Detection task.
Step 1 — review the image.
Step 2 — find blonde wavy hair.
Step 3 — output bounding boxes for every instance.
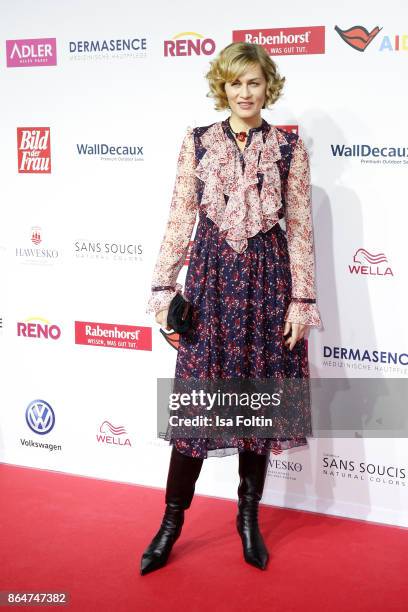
[205,42,285,111]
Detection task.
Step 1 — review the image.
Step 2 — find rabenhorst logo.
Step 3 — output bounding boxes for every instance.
[17,128,51,173]
[322,454,406,487]
[335,25,408,52]
[17,317,61,340]
[164,32,216,56]
[233,26,325,55]
[73,239,143,262]
[75,321,152,350]
[76,141,144,162]
[348,248,394,277]
[330,142,408,166]
[6,38,57,67]
[96,421,132,448]
[68,37,147,60]
[322,345,408,375]
[16,227,60,265]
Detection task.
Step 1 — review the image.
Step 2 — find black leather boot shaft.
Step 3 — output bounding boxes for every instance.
[140,445,204,575]
[236,449,270,570]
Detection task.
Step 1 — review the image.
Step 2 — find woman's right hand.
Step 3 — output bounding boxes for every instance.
[155,308,171,330]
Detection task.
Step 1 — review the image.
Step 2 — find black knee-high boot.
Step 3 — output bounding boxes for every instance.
[140,444,204,576]
[236,449,270,570]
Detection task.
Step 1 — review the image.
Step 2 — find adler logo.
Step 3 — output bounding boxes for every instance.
[6,37,57,67]
[348,248,394,276]
[164,32,216,56]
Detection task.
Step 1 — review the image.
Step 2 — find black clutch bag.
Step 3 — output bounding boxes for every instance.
[166,292,192,334]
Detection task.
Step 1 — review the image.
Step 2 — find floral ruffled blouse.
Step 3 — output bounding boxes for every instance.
[146,117,322,328]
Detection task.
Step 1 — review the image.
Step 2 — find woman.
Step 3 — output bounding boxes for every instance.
[141,42,322,575]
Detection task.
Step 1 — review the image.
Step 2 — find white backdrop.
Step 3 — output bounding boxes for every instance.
[1,0,408,527]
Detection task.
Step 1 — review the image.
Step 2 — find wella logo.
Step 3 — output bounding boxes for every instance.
[164,32,216,56]
[17,128,51,173]
[6,37,57,67]
[96,421,132,447]
[348,248,394,276]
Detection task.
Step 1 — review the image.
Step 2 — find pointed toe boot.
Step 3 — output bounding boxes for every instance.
[140,445,203,576]
[236,449,270,570]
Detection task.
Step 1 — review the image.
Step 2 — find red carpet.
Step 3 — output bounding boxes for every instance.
[1,463,407,612]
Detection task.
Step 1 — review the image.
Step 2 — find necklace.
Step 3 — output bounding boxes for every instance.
[228,116,262,142]
[228,117,248,142]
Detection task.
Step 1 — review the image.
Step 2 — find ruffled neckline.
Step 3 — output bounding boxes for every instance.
[194,118,282,253]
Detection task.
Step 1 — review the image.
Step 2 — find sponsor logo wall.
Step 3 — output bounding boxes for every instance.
[1,1,407,527]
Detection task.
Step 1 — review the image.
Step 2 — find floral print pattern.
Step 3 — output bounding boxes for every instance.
[146,117,322,458]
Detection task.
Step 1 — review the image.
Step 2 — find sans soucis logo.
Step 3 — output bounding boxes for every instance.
[232,26,325,55]
[96,421,132,447]
[322,454,406,486]
[348,248,394,276]
[75,321,152,351]
[164,32,216,56]
[335,25,408,52]
[73,239,143,262]
[17,128,51,173]
[6,38,57,67]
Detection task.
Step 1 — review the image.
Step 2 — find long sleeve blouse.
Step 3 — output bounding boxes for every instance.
[146,122,322,328]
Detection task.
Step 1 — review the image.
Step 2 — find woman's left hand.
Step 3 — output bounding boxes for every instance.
[283,321,307,350]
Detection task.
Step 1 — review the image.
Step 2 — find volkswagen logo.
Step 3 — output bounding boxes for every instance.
[25,399,55,435]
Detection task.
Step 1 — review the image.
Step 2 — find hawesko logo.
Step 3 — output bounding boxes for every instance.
[349,248,394,276]
[334,25,382,51]
[6,38,57,67]
[164,32,216,56]
[17,128,51,173]
[232,26,325,55]
[96,421,132,447]
[75,321,152,350]
[31,226,42,244]
[15,227,60,264]
[25,400,55,435]
[17,317,61,340]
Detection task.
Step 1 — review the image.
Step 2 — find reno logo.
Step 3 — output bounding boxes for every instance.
[233,26,325,55]
[164,32,216,56]
[348,248,394,277]
[335,25,408,52]
[6,38,57,67]
[17,128,51,173]
[17,317,62,340]
[96,421,132,448]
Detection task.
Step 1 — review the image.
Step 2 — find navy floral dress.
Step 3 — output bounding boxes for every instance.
[147,117,322,459]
